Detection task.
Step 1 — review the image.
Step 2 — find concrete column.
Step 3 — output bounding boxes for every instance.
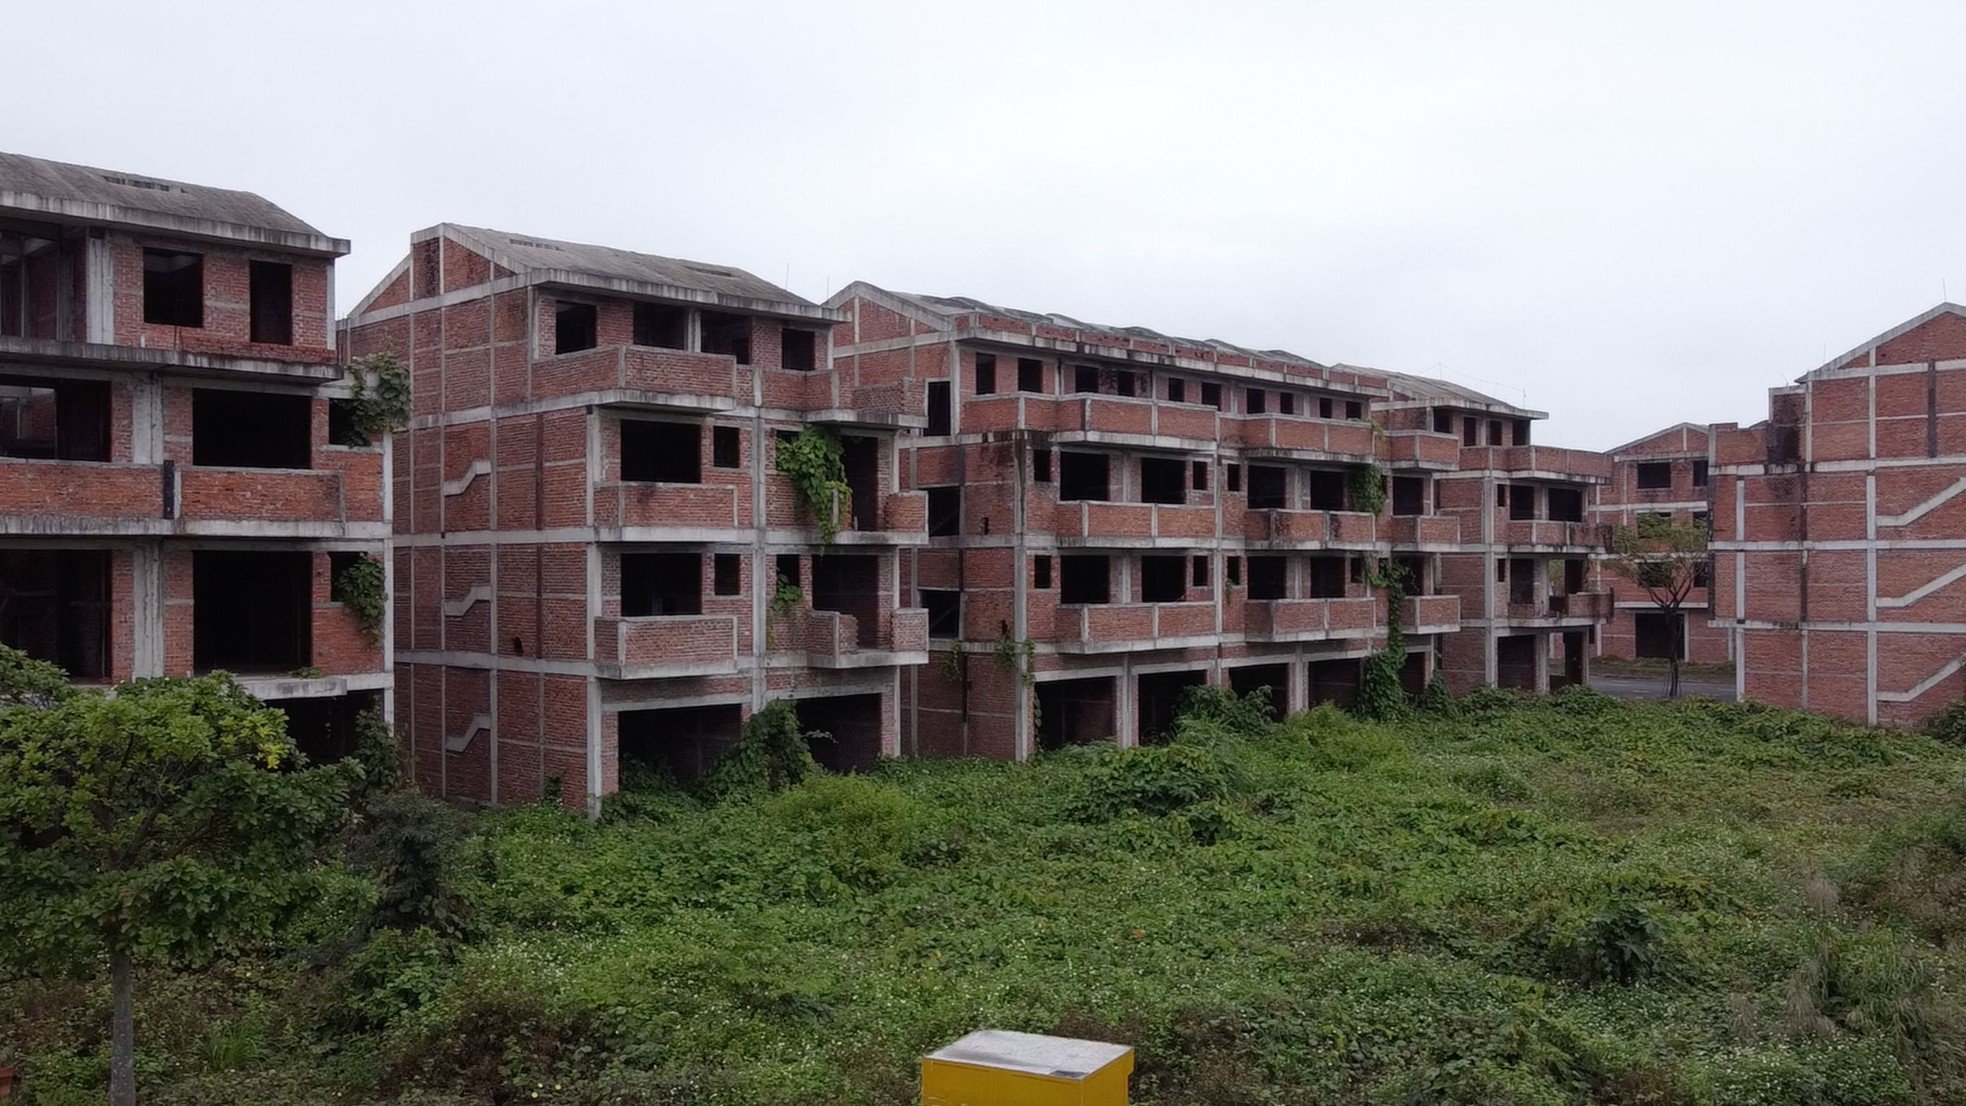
[84,231,113,344]
[130,542,164,678]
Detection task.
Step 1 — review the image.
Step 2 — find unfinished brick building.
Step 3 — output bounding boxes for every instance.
[825,284,1466,758]
[342,227,926,811]
[1377,373,1613,693]
[0,152,390,755]
[1713,303,1966,726]
[1592,422,1729,665]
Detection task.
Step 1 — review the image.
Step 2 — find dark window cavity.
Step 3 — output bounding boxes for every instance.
[1248,388,1267,415]
[554,300,597,354]
[1192,555,1209,587]
[1166,377,1186,403]
[622,552,702,616]
[1060,555,1111,605]
[924,589,961,636]
[1033,447,1053,483]
[775,553,802,589]
[1636,461,1671,490]
[248,260,293,345]
[701,312,751,364]
[1140,456,1186,505]
[193,389,311,469]
[633,303,688,349]
[1033,555,1053,589]
[1248,555,1288,600]
[712,425,740,468]
[926,381,952,436]
[927,486,961,537]
[1192,460,1209,491]
[1059,451,1111,502]
[1200,381,1223,409]
[1308,556,1347,598]
[781,328,817,371]
[1308,469,1346,511]
[0,375,109,461]
[713,553,742,596]
[1141,555,1186,603]
[975,353,997,395]
[621,420,701,483]
[1017,358,1044,393]
[142,249,203,327]
[1248,465,1286,510]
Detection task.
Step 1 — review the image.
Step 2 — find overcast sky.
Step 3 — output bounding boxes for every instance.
[12,0,1966,448]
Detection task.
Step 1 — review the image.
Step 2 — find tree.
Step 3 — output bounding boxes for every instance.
[0,647,349,1106]
[1603,514,1710,698]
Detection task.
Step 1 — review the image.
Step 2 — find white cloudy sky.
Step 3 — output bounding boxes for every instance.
[12,0,1966,449]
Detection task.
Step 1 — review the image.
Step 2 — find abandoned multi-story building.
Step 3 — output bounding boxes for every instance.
[1713,302,1966,726]
[1376,373,1614,693]
[1592,422,1728,665]
[0,151,390,754]
[823,284,1469,758]
[341,226,927,811]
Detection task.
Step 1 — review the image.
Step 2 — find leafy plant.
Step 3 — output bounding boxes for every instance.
[291,664,325,679]
[766,576,804,648]
[700,699,822,800]
[1549,899,1673,985]
[1919,698,1966,745]
[0,649,349,1106]
[776,426,851,543]
[1348,461,1389,516]
[347,789,474,938]
[1175,683,1274,737]
[1358,558,1411,720]
[335,554,388,646]
[337,353,412,447]
[1075,743,1228,819]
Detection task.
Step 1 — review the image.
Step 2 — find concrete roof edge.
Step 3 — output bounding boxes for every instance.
[0,190,349,257]
[1801,302,1966,381]
[1604,420,1712,457]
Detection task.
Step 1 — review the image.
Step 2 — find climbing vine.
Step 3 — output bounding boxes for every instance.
[939,640,967,682]
[1357,558,1410,720]
[994,630,1041,733]
[1348,461,1388,516]
[700,699,821,801]
[338,353,412,447]
[777,427,852,544]
[336,555,388,645]
[766,576,804,648]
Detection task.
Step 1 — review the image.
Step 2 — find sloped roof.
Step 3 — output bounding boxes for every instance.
[1802,302,1966,380]
[1604,420,1710,457]
[835,281,1334,373]
[439,224,829,317]
[1365,366,1545,419]
[0,150,346,256]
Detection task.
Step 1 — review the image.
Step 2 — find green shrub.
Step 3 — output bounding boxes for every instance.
[1842,799,1966,943]
[347,789,474,938]
[764,774,944,891]
[1419,671,1457,715]
[1918,698,1966,745]
[1551,683,1620,717]
[1175,683,1274,737]
[1075,743,1228,819]
[700,699,821,801]
[1547,899,1673,985]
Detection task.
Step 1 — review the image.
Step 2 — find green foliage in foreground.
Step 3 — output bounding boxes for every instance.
[7,691,1966,1105]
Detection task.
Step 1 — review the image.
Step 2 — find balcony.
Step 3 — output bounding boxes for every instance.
[810,379,930,430]
[537,345,742,409]
[1461,444,1611,483]
[1234,416,1375,461]
[1242,508,1377,548]
[1052,601,1218,652]
[0,457,382,538]
[826,489,929,546]
[1052,501,1216,546]
[595,481,746,539]
[1400,594,1463,634]
[0,334,342,384]
[1240,597,1378,642]
[1384,514,1460,548]
[1499,591,1615,625]
[803,607,930,668]
[1381,430,1461,470]
[1499,518,1610,550]
[1056,394,1218,447]
[595,614,740,678]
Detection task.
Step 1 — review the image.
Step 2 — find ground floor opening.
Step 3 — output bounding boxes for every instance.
[1307,657,1360,708]
[1399,649,1428,699]
[1634,611,1682,661]
[1035,676,1117,751]
[798,692,884,771]
[0,547,109,679]
[1137,669,1206,744]
[618,703,744,785]
[1497,634,1538,691]
[1228,663,1290,718]
[277,690,381,766]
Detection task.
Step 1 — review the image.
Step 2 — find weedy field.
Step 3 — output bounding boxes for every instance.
[6,687,1966,1105]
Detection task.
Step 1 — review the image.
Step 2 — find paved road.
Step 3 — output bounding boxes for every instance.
[1590,671,1737,701]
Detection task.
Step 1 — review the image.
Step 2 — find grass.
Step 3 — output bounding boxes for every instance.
[5,688,1966,1105]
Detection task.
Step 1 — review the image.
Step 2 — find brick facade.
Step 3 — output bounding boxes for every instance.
[0,152,389,758]
[343,226,922,812]
[1713,303,1966,727]
[1592,423,1730,665]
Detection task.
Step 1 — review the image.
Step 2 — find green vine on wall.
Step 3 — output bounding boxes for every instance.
[1357,558,1409,720]
[993,632,1036,686]
[766,576,804,649]
[337,353,412,447]
[1348,461,1389,517]
[337,555,388,645]
[777,427,852,544]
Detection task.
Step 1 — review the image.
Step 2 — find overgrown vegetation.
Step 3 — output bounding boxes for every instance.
[336,353,413,447]
[776,426,851,544]
[336,554,388,645]
[1349,461,1389,516]
[1357,558,1410,720]
[8,683,1966,1104]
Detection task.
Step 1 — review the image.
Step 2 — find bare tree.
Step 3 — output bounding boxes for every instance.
[1604,514,1709,698]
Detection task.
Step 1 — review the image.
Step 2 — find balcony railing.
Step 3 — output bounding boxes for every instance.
[1548,591,1614,620]
[1381,430,1462,469]
[1400,593,1463,633]
[1461,444,1611,482]
[1498,518,1610,549]
[1241,596,1378,641]
[1234,415,1376,458]
[804,606,930,666]
[596,481,743,532]
[1384,514,1460,546]
[1242,508,1377,546]
[1052,600,1217,649]
[596,614,740,676]
[1053,501,1216,543]
[537,345,743,404]
[0,458,167,528]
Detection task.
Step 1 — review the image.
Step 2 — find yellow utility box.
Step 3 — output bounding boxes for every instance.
[921,1029,1133,1106]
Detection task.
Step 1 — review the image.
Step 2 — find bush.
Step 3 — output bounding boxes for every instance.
[1075,744,1229,819]
[763,774,945,891]
[1174,684,1274,737]
[700,700,821,801]
[1842,800,1966,943]
[347,790,474,938]
[1546,899,1673,985]
[1919,698,1966,745]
